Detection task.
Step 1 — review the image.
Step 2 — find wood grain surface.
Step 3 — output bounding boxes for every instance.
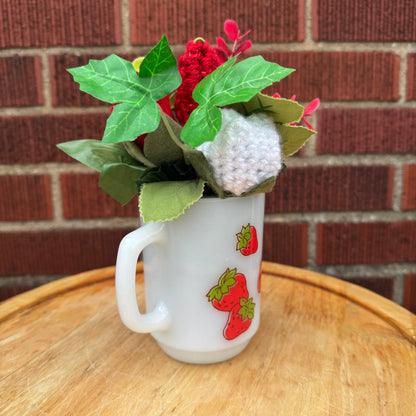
[1,262,415,416]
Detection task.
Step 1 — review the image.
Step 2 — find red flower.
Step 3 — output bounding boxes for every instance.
[174,39,221,125]
[301,98,320,130]
[273,93,320,130]
[214,19,252,63]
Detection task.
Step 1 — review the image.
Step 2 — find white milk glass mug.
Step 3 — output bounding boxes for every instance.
[115,193,265,364]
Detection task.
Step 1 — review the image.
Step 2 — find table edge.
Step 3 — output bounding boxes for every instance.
[1,262,415,345]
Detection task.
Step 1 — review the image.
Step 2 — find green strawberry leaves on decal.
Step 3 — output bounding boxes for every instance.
[238,297,255,320]
[207,268,238,302]
[181,56,295,147]
[237,225,253,250]
[67,35,181,144]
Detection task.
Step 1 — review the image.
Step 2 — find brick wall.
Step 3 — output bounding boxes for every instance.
[0,0,415,311]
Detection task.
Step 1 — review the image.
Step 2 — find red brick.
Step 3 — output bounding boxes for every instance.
[263,223,308,267]
[130,0,304,45]
[50,54,137,106]
[0,229,133,276]
[0,0,121,48]
[0,113,108,164]
[407,54,416,100]
[259,51,400,102]
[0,56,43,107]
[60,173,139,219]
[316,222,416,265]
[402,165,416,210]
[317,108,416,154]
[342,277,394,300]
[266,166,393,213]
[0,175,53,221]
[313,0,416,42]
[404,274,416,314]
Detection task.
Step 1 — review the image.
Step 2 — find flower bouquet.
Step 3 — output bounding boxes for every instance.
[57,20,320,363]
[58,20,319,223]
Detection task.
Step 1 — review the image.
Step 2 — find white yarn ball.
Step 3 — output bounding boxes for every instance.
[197,108,283,196]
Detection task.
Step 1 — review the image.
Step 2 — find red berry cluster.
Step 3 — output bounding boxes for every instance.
[207,268,256,340]
[174,39,221,126]
[206,224,259,340]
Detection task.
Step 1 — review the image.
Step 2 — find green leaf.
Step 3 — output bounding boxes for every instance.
[143,114,184,165]
[181,147,227,198]
[194,56,293,106]
[99,163,146,205]
[139,179,205,223]
[277,124,316,157]
[56,140,143,172]
[181,56,295,147]
[181,104,222,148]
[191,57,236,105]
[68,36,181,144]
[67,54,142,103]
[102,100,159,143]
[155,112,226,197]
[138,35,182,101]
[122,141,156,168]
[230,93,304,125]
[137,160,196,186]
[242,176,277,197]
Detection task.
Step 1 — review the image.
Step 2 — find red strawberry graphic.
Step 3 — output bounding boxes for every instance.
[223,297,256,340]
[207,268,248,311]
[236,224,258,256]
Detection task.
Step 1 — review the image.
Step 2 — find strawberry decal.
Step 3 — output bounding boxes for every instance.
[207,267,256,340]
[207,268,248,311]
[236,224,258,256]
[224,297,256,340]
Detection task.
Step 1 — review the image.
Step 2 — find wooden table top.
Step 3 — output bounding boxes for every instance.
[1,262,415,415]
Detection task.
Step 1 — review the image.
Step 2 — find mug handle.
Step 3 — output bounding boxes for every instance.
[115,222,171,333]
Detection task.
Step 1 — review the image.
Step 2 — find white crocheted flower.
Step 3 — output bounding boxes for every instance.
[197,108,283,196]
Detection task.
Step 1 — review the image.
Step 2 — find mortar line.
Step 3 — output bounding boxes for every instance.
[121,0,131,47]
[1,41,416,57]
[398,47,409,103]
[49,170,65,225]
[307,220,317,267]
[393,275,405,305]
[303,0,314,45]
